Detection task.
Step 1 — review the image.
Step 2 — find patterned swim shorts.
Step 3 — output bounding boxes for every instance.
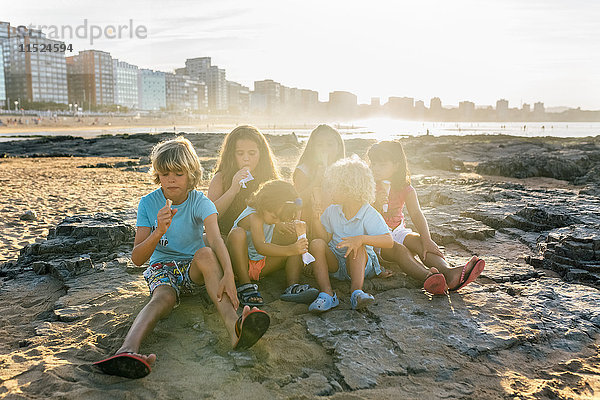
[142,260,203,303]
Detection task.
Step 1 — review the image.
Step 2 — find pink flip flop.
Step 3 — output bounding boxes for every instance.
[423,272,448,295]
[450,257,485,291]
[93,352,151,379]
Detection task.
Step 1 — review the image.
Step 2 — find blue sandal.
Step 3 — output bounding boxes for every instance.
[308,292,339,313]
[350,289,374,310]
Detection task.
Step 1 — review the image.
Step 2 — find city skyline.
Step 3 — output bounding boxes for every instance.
[4,0,600,109]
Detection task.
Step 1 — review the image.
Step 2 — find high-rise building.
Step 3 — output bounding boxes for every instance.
[3,26,68,105]
[329,91,357,117]
[183,57,227,112]
[533,102,545,120]
[496,99,509,120]
[138,69,165,111]
[414,100,426,119]
[254,79,281,114]
[113,59,138,109]
[459,100,475,120]
[0,45,5,108]
[66,50,114,107]
[227,81,249,114]
[300,89,318,113]
[165,72,207,112]
[429,97,442,118]
[387,96,414,118]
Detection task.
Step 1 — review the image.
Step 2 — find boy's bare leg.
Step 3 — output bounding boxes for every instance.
[227,227,251,285]
[284,255,303,286]
[381,242,430,282]
[308,239,338,296]
[189,247,245,346]
[346,246,368,293]
[403,233,477,288]
[116,285,177,364]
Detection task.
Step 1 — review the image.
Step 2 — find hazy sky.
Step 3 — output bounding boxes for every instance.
[5,0,600,108]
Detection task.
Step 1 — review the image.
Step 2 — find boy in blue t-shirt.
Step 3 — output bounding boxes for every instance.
[94,137,270,379]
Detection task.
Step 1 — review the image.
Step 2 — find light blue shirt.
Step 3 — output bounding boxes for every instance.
[232,206,275,261]
[321,203,389,259]
[137,188,218,265]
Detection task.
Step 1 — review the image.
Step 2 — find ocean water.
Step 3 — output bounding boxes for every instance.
[1,119,599,143]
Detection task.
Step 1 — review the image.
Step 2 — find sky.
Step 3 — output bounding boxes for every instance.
[4,0,600,109]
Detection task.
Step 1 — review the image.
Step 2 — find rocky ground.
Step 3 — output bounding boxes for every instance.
[0,132,599,399]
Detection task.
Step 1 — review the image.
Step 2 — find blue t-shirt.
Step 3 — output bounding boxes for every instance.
[320,203,389,258]
[136,188,218,265]
[232,206,275,261]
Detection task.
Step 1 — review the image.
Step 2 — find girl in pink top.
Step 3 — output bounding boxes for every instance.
[367,141,485,295]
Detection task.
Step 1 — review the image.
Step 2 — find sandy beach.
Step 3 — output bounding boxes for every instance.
[1,132,600,399]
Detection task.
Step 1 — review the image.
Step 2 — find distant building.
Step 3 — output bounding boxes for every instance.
[459,100,475,120]
[3,25,68,105]
[138,69,165,111]
[533,102,545,120]
[66,50,114,107]
[429,97,442,118]
[113,59,139,109]
[254,79,281,114]
[371,97,380,107]
[183,57,227,112]
[329,91,357,117]
[227,81,249,114]
[522,103,530,113]
[0,45,5,107]
[165,72,207,112]
[300,89,319,112]
[387,96,414,118]
[496,99,509,120]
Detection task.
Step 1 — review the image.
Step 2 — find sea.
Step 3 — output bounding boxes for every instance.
[1,118,599,143]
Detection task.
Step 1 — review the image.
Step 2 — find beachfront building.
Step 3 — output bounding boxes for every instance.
[533,102,545,120]
[429,97,443,119]
[138,69,166,111]
[329,91,358,118]
[66,50,114,108]
[165,72,207,112]
[301,89,319,114]
[0,45,5,108]
[414,99,426,120]
[253,79,281,115]
[113,59,139,109]
[2,25,68,106]
[227,81,250,115]
[183,57,228,112]
[496,99,509,120]
[459,100,475,121]
[387,96,414,119]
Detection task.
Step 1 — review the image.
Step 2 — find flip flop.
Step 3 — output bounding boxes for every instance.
[234,309,270,350]
[350,289,375,310]
[93,352,151,379]
[280,283,319,304]
[423,272,448,295]
[450,257,485,292]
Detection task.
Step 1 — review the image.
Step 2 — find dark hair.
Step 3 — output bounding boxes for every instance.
[214,125,279,191]
[295,124,345,171]
[247,180,301,221]
[366,141,411,190]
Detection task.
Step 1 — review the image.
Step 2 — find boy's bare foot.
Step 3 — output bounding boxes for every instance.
[115,349,157,366]
[445,256,478,290]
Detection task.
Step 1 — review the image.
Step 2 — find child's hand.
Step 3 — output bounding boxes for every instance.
[231,168,250,191]
[292,237,309,255]
[421,237,444,262]
[337,236,364,259]
[217,274,239,310]
[276,221,297,236]
[156,199,177,234]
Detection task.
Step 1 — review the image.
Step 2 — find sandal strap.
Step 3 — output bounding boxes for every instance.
[237,283,258,294]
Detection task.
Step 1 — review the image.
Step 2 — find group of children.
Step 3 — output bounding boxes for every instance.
[94,124,485,379]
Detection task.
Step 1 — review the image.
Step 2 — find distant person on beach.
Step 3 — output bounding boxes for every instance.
[227,180,319,307]
[208,125,279,236]
[367,141,485,295]
[94,137,269,379]
[307,157,393,312]
[293,124,345,240]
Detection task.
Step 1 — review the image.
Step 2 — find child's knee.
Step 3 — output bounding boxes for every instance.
[227,227,246,245]
[150,287,177,310]
[309,238,327,253]
[193,247,219,271]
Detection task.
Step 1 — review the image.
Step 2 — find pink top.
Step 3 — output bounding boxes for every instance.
[380,184,414,230]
